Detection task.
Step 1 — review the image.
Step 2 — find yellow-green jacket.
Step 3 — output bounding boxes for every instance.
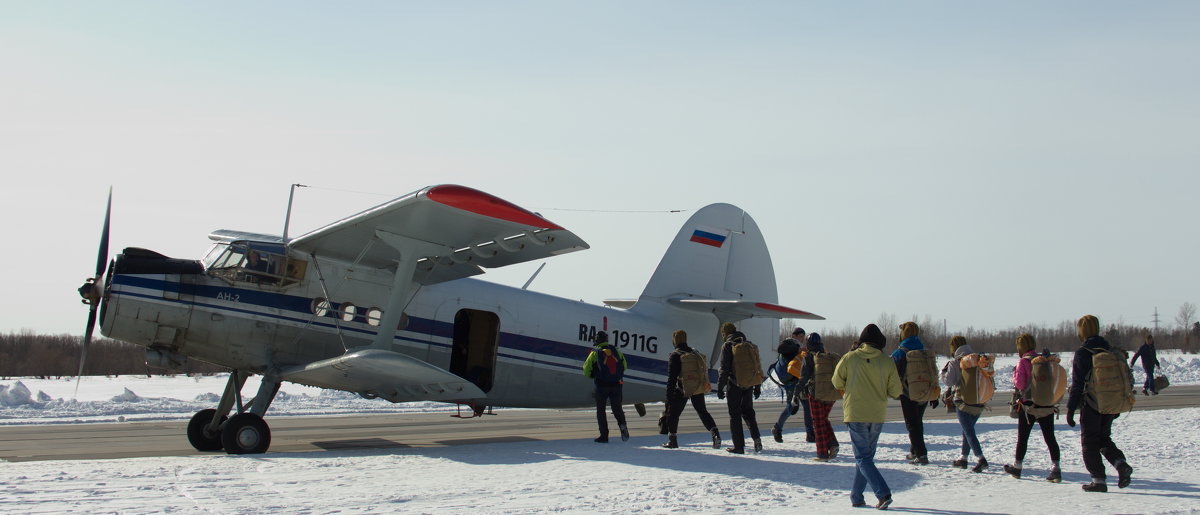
[832,344,902,423]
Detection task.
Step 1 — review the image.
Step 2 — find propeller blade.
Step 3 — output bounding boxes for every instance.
[74,307,97,398]
[95,188,111,278]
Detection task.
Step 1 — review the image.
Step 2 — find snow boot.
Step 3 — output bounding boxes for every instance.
[806,431,816,443]
[970,457,989,473]
[1003,464,1021,479]
[952,458,968,469]
[1082,480,1107,493]
[710,428,721,449]
[909,455,928,465]
[1046,467,1062,483]
[1117,462,1133,488]
[662,435,678,449]
[594,436,609,443]
[726,447,744,454]
[772,424,783,443]
[875,495,893,510]
[619,424,629,442]
[829,445,840,460]
[752,438,763,453]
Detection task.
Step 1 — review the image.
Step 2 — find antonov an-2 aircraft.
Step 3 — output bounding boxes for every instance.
[76,185,822,454]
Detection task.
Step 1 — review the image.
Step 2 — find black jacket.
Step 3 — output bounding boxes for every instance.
[666,343,694,396]
[1067,336,1112,413]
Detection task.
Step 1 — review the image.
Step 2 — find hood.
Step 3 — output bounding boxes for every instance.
[953,344,976,358]
[899,336,924,351]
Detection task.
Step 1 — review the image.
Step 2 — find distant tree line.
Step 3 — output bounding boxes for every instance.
[0,332,224,378]
[782,310,1200,357]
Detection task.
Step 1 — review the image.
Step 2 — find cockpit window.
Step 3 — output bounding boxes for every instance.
[204,241,306,286]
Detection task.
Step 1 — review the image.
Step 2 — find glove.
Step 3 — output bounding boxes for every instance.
[1066,410,1076,428]
[929,399,939,409]
[717,388,726,400]
[753,385,761,400]
[789,398,800,415]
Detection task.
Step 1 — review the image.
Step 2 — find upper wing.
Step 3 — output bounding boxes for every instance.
[288,185,588,285]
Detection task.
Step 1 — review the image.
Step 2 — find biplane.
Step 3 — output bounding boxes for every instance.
[77,185,822,453]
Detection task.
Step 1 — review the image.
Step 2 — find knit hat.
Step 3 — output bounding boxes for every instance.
[1076,315,1100,342]
[806,332,824,352]
[672,330,687,346]
[899,322,920,340]
[859,324,886,349]
[949,335,967,354]
[1016,333,1036,355]
[594,331,608,344]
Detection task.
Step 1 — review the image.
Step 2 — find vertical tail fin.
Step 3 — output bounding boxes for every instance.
[632,204,821,357]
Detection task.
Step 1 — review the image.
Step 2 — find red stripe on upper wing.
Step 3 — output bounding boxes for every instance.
[426,185,563,230]
[754,302,816,316]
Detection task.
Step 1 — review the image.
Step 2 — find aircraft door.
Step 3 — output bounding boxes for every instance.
[450,309,500,393]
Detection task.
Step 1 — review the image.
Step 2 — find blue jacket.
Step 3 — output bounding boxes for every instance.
[890,336,924,381]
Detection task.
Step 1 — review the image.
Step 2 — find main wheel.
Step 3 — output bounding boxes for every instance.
[187,409,227,452]
[221,413,271,454]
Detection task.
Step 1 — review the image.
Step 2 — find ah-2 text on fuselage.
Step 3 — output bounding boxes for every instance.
[76,185,822,454]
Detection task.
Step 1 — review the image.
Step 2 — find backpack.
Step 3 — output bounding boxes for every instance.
[958,353,995,405]
[1086,347,1135,414]
[1028,354,1067,407]
[731,340,764,388]
[679,350,711,396]
[903,349,941,402]
[593,346,624,383]
[812,351,842,402]
[771,356,798,386]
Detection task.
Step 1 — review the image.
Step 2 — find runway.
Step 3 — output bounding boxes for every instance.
[1,385,1194,462]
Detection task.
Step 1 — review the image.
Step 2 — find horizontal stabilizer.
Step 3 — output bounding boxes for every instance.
[602,298,638,309]
[667,298,825,321]
[280,349,486,403]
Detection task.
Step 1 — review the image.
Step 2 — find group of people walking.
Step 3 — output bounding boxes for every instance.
[581,314,1143,510]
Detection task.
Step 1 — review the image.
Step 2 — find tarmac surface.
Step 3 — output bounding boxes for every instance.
[1,385,1195,462]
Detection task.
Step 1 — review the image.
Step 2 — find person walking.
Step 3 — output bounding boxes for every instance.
[788,327,816,442]
[890,321,934,465]
[1067,314,1135,492]
[716,329,763,454]
[832,324,901,510]
[1003,333,1062,482]
[941,335,991,473]
[770,334,803,442]
[796,332,839,460]
[661,330,722,449]
[582,331,629,443]
[1130,333,1161,395]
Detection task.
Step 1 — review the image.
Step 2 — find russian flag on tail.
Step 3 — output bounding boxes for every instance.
[690,226,728,248]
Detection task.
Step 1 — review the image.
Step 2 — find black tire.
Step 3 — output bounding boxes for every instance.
[186,409,227,452]
[221,413,271,454]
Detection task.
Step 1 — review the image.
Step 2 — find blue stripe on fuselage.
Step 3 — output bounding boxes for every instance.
[110,274,668,381]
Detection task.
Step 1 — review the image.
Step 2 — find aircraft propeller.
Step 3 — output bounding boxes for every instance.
[75,188,111,398]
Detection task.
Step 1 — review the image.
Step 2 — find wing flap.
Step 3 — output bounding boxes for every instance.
[668,298,825,321]
[287,185,588,285]
[280,349,486,403]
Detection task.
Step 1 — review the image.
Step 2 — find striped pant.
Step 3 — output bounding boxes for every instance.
[808,396,838,456]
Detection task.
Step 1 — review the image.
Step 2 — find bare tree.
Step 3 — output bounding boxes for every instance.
[1178,302,1197,347]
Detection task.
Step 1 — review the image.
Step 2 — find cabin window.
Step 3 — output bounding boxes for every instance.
[341,303,357,323]
[312,298,330,317]
[366,307,383,326]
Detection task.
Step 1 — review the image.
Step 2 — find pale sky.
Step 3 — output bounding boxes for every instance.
[3,2,1197,337]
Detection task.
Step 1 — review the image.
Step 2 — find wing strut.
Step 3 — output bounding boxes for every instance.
[369,230,452,349]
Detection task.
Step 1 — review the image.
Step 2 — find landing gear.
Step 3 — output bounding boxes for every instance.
[185,370,281,454]
[221,413,271,454]
[187,409,227,451]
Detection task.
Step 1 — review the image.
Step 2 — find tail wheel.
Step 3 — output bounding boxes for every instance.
[221,413,271,454]
[186,409,227,452]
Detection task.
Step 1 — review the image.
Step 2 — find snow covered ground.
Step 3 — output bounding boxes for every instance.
[1,352,1198,513]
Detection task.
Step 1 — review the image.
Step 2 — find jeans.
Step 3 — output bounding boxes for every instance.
[1143,365,1156,393]
[956,408,984,458]
[847,422,890,505]
[776,384,795,429]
